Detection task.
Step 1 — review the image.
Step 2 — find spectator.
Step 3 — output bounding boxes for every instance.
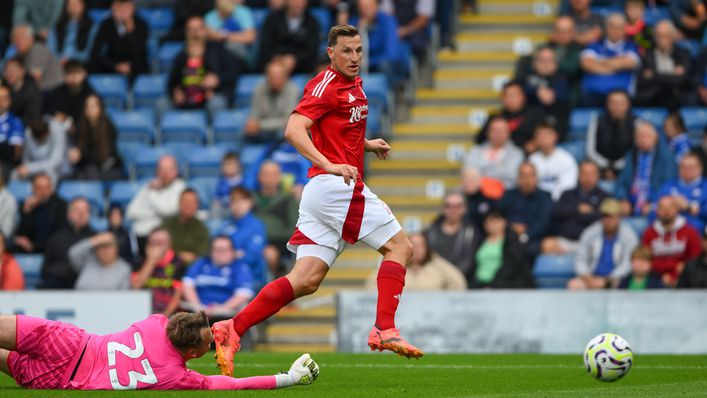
[568,198,639,290]
[163,16,237,118]
[1,57,42,125]
[662,112,691,167]
[48,60,95,126]
[618,246,664,289]
[245,60,300,143]
[0,170,17,238]
[642,195,701,287]
[213,152,244,218]
[616,121,676,216]
[669,0,707,39]
[542,161,609,254]
[68,232,132,290]
[624,0,652,55]
[425,191,481,282]
[528,123,578,201]
[126,155,186,252]
[695,48,707,106]
[0,86,24,182]
[0,233,25,290]
[182,236,255,318]
[107,204,138,269]
[562,0,603,46]
[220,187,268,288]
[258,0,320,74]
[47,0,97,64]
[475,81,544,153]
[252,161,299,276]
[12,173,67,254]
[517,46,570,134]
[162,189,210,266]
[366,233,468,290]
[12,0,63,41]
[652,153,707,232]
[678,234,707,288]
[460,167,499,228]
[244,141,309,198]
[381,0,433,60]
[580,13,641,106]
[586,90,637,179]
[468,208,534,288]
[39,197,94,289]
[497,162,553,255]
[204,0,256,62]
[546,16,582,85]
[635,20,691,109]
[89,0,149,80]
[9,24,64,91]
[131,227,186,316]
[68,94,122,180]
[350,0,406,85]
[12,118,69,183]
[161,0,215,43]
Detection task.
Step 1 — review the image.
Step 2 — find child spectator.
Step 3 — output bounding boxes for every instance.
[0,233,25,290]
[618,246,664,289]
[47,0,97,64]
[663,111,691,166]
[213,152,244,218]
[68,232,132,290]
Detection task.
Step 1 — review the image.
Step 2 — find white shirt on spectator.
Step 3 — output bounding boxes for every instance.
[529,147,578,201]
[126,179,186,236]
[0,187,17,238]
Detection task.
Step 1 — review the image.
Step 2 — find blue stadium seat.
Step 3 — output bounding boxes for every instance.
[189,177,218,209]
[158,42,184,73]
[109,109,156,144]
[88,8,109,23]
[235,74,263,108]
[240,144,269,170]
[634,108,668,128]
[187,146,228,178]
[132,146,181,180]
[310,7,333,39]
[160,110,208,144]
[533,254,575,289]
[680,107,707,133]
[108,181,142,209]
[363,73,391,112]
[133,74,167,108]
[568,108,600,141]
[252,8,269,29]
[623,217,649,237]
[644,6,670,26]
[89,74,128,109]
[7,180,31,204]
[213,108,248,147]
[16,254,43,289]
[90,217,108,232]
[559,140,586,163]
[58,181,105,215]
[366,104,382,136]
[137,7,175,38]
[291,74,309,95]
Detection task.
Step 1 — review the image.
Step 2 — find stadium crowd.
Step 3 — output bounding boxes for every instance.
[1,0,707,315]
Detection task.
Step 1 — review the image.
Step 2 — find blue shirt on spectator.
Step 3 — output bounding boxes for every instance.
[215,175,244,209]
[220,212,267,287]
[244,142,310,190]
[667,134,691,165]
[204,7,255,33]
[581,39,640,95]
[594,236,617,277]
[350,12,403,69]
[0,112,25,146]
[652,177,707,232]
[183,257,254,305]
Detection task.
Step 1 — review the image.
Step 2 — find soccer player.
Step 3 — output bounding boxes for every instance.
[0,311,318,390]
[212,24,423,377]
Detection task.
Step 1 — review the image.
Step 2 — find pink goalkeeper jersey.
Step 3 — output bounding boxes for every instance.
[66,314,275,390]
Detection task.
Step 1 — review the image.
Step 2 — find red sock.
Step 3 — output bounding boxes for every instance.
[375,260,406,330]
[232,277,294,336]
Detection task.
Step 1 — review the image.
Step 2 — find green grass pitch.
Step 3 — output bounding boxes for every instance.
[2,353,706,397]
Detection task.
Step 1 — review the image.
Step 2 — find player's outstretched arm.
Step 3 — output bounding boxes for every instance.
[285,113,359,185]
[206,354,319,390]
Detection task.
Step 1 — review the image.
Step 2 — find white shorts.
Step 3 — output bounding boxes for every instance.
[287,174,401,266]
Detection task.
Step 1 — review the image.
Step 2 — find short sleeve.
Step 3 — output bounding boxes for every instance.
[293,73,338,122]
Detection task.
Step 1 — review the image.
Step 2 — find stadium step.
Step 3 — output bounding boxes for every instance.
[369,158,461,173]
[455,32,547,53]
[265,324,335,345]
[393,123,477,138]
[477,0,559,15]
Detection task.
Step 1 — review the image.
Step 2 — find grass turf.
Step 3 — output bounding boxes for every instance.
[1,353,706,397]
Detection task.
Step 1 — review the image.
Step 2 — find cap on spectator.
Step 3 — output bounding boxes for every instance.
[599,198,621,217]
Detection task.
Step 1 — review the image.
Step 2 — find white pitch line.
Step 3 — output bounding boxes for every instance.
[189,363,707,370]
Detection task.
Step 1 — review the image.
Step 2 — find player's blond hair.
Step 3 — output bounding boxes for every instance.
[166,311,209,350]
[327,25,360,48]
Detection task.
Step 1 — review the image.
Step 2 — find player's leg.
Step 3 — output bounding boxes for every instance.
[0,315,17,350]
[0,349,11,377]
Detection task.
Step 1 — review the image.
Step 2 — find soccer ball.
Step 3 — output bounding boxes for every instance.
[583,333,633,382]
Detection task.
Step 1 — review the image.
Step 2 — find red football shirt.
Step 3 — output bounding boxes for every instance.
[293,67,369,179]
